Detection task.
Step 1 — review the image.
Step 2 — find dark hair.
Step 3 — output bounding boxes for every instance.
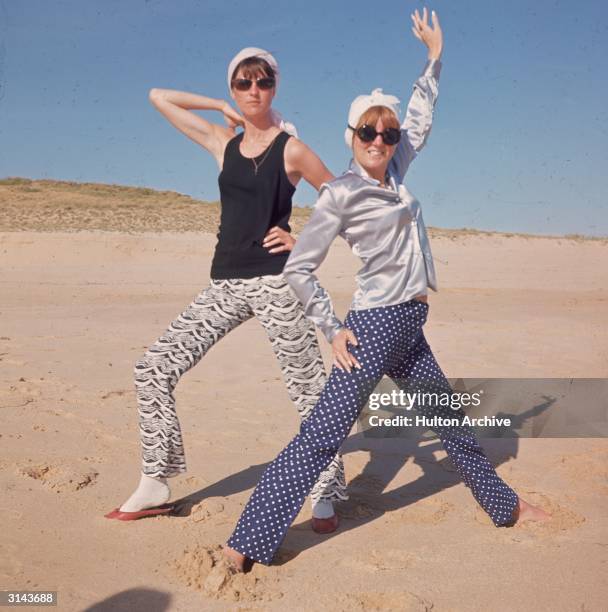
[230,57,275,85]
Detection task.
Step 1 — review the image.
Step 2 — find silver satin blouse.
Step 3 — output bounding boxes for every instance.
[284,59,442,343]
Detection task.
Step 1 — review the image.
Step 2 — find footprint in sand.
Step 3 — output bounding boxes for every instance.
[182,475,207,487]
[171,544,283,603]
[337,590,433,611]
[17,461,99,492]
[474,490,585,535]
[387,498,455,526]
[341,548,417,572]
[188,497,228,524]
[1,380,43,408]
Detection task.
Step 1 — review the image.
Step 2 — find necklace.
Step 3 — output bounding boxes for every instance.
[247,134,279,176]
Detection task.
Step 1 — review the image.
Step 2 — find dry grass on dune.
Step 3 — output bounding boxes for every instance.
[0,177,222,233]
[0,177,313,234]
[1,177,605,242]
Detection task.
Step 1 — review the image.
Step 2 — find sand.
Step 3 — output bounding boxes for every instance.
[1,222,607,611]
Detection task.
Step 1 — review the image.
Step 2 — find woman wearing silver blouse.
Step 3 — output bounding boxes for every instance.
[224,7,549,570]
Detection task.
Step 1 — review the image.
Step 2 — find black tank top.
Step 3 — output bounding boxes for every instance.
[210,131,295,279]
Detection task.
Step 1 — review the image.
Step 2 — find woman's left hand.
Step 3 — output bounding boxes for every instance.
[411,7,443,60]
[263,226,296,253]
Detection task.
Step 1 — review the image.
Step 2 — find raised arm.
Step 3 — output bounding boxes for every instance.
[148,89,243,167]
[390,7,444,182]
[283,184,345,344]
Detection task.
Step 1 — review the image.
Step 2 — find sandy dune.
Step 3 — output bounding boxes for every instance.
[1,229,607,611]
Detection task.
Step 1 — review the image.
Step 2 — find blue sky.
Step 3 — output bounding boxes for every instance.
[1,0,607,236]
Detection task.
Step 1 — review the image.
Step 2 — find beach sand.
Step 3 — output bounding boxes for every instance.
[1,182,607,610]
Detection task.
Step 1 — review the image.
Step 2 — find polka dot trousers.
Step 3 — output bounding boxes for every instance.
[227,300,519,565]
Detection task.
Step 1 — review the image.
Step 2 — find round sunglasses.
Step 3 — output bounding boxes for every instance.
[231,77,276,92]
[349,124,401,146]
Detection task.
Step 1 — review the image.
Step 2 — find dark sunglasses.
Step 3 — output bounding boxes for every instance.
[349,124,401,146]
[231,77,276,91]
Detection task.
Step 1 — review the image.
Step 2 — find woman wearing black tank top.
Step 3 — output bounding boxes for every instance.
[104,48,347,533]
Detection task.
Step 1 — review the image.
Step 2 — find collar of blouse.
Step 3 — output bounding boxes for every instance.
[347,158,398,191]
[346,159,420,213]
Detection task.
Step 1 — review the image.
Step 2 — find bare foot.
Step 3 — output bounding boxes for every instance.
[511,497,551,524]
[222,545,248,572]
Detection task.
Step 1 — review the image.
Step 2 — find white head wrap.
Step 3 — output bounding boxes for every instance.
[227,47,297,138]
[344,88,401,148]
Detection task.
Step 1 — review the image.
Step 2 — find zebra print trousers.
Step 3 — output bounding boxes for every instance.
[133,274,348,504]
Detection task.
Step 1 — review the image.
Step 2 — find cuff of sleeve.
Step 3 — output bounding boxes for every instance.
[422,58,442,80]
[324,321,345,344]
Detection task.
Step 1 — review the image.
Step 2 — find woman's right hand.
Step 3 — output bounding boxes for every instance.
[332,329,361,373]
[222,101,244,129]
[149,89,238,163]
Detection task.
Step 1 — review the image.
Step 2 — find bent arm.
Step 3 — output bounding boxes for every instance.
[149,88,237,164]
[390,58,442,182]
[283,185,344,343]
[284,138,334,190]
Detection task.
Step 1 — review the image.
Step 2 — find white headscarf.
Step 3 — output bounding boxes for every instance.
[227,47,298,138]
[344,88,401,148]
